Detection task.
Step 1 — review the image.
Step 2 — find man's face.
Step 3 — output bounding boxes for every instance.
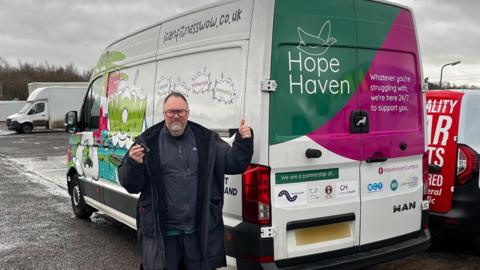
[163,96,189,137]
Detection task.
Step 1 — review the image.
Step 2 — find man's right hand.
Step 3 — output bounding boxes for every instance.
[129,145,145,164]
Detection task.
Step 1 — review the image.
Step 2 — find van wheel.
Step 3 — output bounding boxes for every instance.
[71,174,95,219]
[20,123,33,134]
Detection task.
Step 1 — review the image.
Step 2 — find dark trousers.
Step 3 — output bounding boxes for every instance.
[164,233,201,270]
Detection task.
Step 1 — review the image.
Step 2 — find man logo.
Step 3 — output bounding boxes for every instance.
[325,185,333,195]
[278,190,298,202]
[393,202,416,213]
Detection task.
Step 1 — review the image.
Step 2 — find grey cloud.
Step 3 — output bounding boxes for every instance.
[0,0,215,70]
[1,0,479,85]
[393,0,480,85]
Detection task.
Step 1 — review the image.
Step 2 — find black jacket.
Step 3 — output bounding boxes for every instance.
[118,121,253,270]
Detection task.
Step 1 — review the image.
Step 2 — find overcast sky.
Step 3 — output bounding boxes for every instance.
[1,0,478,86]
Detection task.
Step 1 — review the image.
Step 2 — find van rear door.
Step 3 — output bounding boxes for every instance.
[269,0,361,260]
[355,2,425,245]
[425,90,463,213]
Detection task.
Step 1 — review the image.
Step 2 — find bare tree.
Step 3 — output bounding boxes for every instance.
[0,58,91,100]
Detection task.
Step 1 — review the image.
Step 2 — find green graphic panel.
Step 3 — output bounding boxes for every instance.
[271,46,356,144]
[355,0,401,49]
[276,168,339,184]
[269,0,358,145]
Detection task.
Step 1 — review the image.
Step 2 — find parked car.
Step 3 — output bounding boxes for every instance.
[426,89,480,240]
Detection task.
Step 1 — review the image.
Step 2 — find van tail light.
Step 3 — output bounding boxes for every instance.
[456,144,479,186]
[242,164,271,225]
[422,151,429,200]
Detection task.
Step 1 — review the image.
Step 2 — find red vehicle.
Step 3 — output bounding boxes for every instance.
[426,90,480,240]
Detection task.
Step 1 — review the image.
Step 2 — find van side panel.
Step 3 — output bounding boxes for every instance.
[426,91,463,213]
[153,46,247,129]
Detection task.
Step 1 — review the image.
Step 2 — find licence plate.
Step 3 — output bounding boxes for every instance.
[295,222,351,246]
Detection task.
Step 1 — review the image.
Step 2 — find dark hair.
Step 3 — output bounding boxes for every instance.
[163,91,188,105]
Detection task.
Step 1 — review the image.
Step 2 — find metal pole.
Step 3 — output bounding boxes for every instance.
[439,61,461,89]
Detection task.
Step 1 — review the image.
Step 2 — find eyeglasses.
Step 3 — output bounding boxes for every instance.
[164,109,188,118]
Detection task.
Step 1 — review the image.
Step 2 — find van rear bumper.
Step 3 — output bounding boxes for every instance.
[226,222,430,270]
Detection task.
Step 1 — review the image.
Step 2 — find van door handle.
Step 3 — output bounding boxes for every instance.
[305,148,322,158]
[366,157,388,163]
[350,110,369,133]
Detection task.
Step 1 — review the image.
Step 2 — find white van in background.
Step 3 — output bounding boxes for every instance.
[27,82,89,95]
[65,0,430,269]
[6,86,87,133]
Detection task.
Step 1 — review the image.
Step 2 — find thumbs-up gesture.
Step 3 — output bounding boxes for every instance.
[239,119,252,139]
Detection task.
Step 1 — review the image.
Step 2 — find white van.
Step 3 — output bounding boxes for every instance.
[65,0,430,268]
[6,86,87,133]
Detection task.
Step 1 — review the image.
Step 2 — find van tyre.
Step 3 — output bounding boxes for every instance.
[20,123,33,134]
[70,174,95,219]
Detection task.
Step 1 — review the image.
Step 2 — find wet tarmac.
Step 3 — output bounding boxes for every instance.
[0,156,140,269]
[1,123,480,269]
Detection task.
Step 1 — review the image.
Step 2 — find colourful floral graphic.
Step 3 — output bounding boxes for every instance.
[108,82,147,149]
[92,50,126,79]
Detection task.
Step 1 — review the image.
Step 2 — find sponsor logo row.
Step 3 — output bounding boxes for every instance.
[275,177,419,207]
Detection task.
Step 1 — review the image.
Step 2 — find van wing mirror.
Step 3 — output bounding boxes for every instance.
[64,111,78,133]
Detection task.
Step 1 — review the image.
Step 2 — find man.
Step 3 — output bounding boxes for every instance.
[118,92,253,270]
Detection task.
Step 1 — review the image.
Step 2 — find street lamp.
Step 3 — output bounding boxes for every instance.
[439,61,461,89]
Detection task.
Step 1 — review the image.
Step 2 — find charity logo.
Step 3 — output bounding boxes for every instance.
[367,181,384,192]
[308,186,320,200]
[278,190,298,202]
[297,20,337,56]
[390,179,399,191]
[325,185,333,195]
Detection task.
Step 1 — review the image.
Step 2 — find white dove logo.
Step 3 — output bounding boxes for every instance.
[297,20,337,56]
